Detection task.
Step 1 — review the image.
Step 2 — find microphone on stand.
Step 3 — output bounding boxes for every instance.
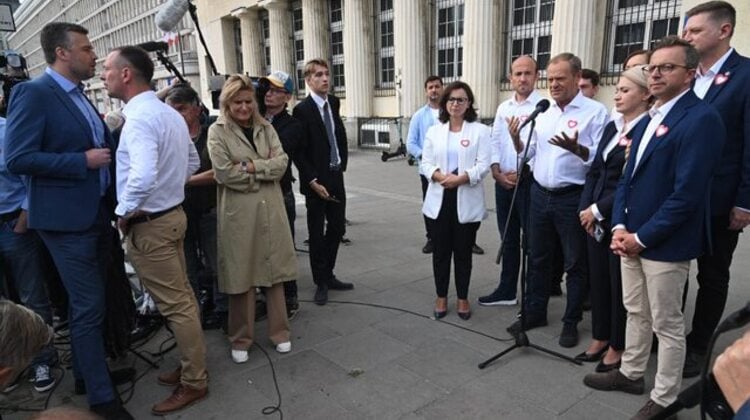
[136,41,169,53]
[155,0,191,33]
[518,99,550,131]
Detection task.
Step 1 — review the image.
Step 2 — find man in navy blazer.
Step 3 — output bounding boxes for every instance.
[292,58,353,306]
[682,0,750,377]
[583,37,725,418]
[4,23,131,419]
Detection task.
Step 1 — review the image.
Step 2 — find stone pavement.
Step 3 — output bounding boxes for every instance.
[3,150,749,419]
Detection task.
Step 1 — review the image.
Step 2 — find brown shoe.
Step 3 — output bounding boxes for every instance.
[151,384,208,415]
[157,366,181,387]
[631,399,673,420]
[583,369,645,395]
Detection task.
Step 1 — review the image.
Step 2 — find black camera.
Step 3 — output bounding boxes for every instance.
[0,49,30,117]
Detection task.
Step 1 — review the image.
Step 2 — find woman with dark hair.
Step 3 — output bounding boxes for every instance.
[207,75,296,363]
[421,81,490,320]
[575,65,652,372]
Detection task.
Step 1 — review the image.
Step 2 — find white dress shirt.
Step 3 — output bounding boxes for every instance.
[490,90,544,173]
[693,48,733,99]
[309,91,341,166]
[115,91,200,217]
[530,91,609,189]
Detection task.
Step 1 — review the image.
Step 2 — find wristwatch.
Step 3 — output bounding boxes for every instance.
[241,161,248,172]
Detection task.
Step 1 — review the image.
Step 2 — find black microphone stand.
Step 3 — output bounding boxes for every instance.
[479,118,582,369]
[188,2,219,76]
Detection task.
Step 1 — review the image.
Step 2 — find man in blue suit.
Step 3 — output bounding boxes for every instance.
[4,23,132,419]
[583,36,725,420]
[682,0,750,378]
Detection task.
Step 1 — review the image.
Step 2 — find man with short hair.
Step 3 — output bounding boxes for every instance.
[682,0,750,378]
[261,70,304,318]
[579,68,601,99]
[506,53,608,348]
[583,36,725,419]
[5,22,131,419]
[102,46,206,415]
[407,76,443,254]
[292,59,353,306]
[165,85,227,330]
[478,55,542,306]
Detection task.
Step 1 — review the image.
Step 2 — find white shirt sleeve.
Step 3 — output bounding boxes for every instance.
[115,118,159,217]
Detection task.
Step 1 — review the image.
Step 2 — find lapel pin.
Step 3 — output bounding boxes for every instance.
[460,139,470,147]
[656,124,669,137]
[567,120,578,129]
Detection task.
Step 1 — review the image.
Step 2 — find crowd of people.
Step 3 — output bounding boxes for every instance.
[0,0,749,419]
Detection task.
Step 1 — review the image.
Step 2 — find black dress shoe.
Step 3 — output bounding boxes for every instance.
[75,368,136,395]
[574,346,607,362]
[682,351,706,378]
[433,309,447,319]
[559,323,579,348]
[471,244,484,255]
[422,239,434,254]
[595,358,621,373]
[328,277,354,290]
[457,310,471,320]
[507,316,548,335]
[314,285,328,305]
[90,400,134,420]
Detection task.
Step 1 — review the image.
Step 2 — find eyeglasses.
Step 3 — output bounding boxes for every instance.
[642,63,690,75]
[447,97,469,104]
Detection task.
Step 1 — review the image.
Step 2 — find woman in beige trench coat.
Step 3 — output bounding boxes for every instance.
[207,75,298,363]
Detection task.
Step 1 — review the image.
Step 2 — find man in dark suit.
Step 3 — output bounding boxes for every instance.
[682,0,750,377]
[292,59,353,305]
[4,23,132,419]
[583,37,725,420]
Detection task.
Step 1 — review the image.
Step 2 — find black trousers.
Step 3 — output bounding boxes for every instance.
[420,174,431,240]
[305,171,346,287]
[428,187,479,300]
[687,215,741,354]
[587,234,626,350]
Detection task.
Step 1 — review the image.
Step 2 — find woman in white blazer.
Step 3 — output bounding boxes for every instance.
[421,81,490,320]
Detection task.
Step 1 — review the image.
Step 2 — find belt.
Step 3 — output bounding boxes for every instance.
[0,208,21,222]
[128,205,181,226]
[534,181,583,196]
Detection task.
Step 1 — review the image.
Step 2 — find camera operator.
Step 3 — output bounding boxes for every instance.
[713,330,750,418]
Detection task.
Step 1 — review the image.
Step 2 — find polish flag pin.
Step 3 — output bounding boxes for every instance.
[460,139,470,147]
[656,124,669,137]
[567,120,578,129]
[714,72,730,85]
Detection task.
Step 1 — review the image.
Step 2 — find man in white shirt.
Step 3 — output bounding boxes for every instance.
[478,55,542,306]
[681,0,750,378]
[506,53,608,349]
[101,46,206,415]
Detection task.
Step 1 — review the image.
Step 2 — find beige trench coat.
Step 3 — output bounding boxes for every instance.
[207,116,298,294]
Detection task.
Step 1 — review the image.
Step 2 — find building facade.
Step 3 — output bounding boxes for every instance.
[194,0,749,149]
[7,0,200,113]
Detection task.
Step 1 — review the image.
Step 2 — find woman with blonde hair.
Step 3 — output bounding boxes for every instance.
[207,75,297,363]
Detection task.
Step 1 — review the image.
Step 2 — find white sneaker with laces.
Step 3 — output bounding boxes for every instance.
[276,342,291,353]
[231,349,249,363]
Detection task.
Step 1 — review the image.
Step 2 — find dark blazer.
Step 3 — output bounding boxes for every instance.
[292,94,348,195]
[700,50,750,215]
[612,90,725,262]
[271,108,304,193]
[579,121,627,229]
[5,73,115,232]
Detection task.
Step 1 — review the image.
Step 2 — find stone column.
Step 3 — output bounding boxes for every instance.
[462,0,501,119]
[232,7,264,76]
[263,0,294,77]
[342,0,373,117]
[550,0,598,69]
[302,0,329,62]
[394,0,429,117]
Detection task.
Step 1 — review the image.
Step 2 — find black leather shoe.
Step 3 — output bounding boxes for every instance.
[90,400,134,420]
[433,309,447,319]
[595,358,621,373]
[422,239,434,254]
[328,277,354,291]
[75,368,136,395]
[574,346,607,362]
[507,316,547,335]
[471,244,484,255]
[457,310,471,320]
[682,351,706,378]
[559,323,579,348]
[314,285,328,305]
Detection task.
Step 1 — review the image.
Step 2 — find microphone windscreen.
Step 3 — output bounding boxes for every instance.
[536,99,550,112]
[156,0,191,33]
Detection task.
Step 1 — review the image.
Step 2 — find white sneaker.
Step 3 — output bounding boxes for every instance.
[275,342,291,353]
[231,349,248,363]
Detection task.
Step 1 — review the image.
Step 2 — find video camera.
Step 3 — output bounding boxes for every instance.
[0,49,30,116]
[207,74,269,115]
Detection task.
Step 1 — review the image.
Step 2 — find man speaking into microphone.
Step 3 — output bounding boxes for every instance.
[506,53,608,349]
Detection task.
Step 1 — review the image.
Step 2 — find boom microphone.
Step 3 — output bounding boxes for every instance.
[519,99,550,130]
[156,0,191,32]
[137,41,169,53]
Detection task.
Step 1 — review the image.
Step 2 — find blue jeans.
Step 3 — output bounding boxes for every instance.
[493,174,531,298]
[184,207,227,313]
[37,203,115,405]
[525,182,587,325]
[0,218,57,368]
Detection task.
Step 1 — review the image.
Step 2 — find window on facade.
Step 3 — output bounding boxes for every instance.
[435,0,464,81]
[602,0,681,75]
[292,1,305,95]
[329,0,345,94]
[260,9,271,75]
[233,18,243,74]
[504,0,554,87]
[375,0,394,90]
